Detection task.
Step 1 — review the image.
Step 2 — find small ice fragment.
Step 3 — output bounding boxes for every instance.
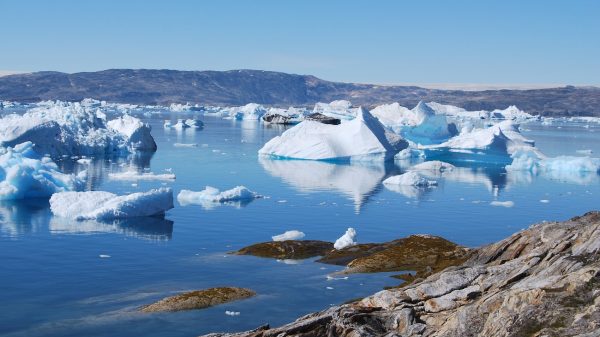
[225,311,240,316]
[334,228,357,250]
[277,200,288,203]
[540,199,550,203]
[272,230,305,241]
[99,254,111,258]
[490,201,515,208]
[326,287,334,290]
[174,143,198,147]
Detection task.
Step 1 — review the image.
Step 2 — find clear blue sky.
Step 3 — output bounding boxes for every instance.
[1,0,599,85]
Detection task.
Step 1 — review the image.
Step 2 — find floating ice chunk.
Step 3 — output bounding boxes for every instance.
[108,171,176,181]
[334,228,357,250]
[172,119,190,130]
[177,186,262,205]
[262,107,306,125]
[232,103,267,120]
[225,311,240,316]
[489,105,533,121]
[490,200,514,208]
[163,120,172,129]
[421,121,536,163]
[0,142,84,200]
[169,103,192,112]
[506,150,600,174]
[427,102,490,120]
[99,254,111,258]
[259,107,407,161]
[410,161,455,172]
[173,143,198,148]
[272,230,305,241]
[0,101,156,156]
[540,199,550,203]
[184,119,204,128]
[382,171,438,187]
[50,188,174,220]
[394,148,425,160]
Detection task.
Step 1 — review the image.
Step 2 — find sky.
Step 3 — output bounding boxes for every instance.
[1,0,599,86]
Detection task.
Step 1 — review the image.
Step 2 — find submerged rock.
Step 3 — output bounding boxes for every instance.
[204,211,600,337]
[233,240,334,260]
[140,287,255,313]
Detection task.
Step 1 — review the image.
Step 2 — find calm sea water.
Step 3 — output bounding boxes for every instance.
[1,113,599,337]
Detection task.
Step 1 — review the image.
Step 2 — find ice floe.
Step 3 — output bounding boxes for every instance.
[108,170,176,181]
[49,188,173,220]
[410,160,455,172]
[334,228,357,249]
[272,230,305,241]
[259,107,407,161]
[177,186,262,206]
[0,142,85,200]
[490,200,515,208]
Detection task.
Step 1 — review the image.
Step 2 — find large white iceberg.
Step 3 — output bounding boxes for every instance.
[49,188,173,220]
[0,101,157,156]
[259,107,407,161]
[177,186,262,206]
[0,142,84,200]
[506,150,600,184]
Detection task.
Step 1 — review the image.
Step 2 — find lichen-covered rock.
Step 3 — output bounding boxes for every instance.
[140,287,255,313]
[203,211,600,337]
[233,240,334,260]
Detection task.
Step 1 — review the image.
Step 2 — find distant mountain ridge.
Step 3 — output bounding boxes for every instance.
[0,69,599,116]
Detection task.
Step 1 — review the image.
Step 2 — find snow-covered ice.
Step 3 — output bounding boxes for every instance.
[272,230,305,241]
[173,143,198,148]
[312,100,357,120]
[259,107,407,161]
[0,142,85,200]
[231,103,267,120]
[334,228,357,250]
[49,188,174,220]
[490,200,515,208]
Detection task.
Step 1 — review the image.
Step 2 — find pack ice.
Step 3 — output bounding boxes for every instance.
[0,142,84,200]
[258,107,407,161]
[0,100,157,156]
[49,188,173,220]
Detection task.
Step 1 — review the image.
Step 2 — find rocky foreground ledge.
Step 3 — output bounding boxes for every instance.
[205,211,600,337]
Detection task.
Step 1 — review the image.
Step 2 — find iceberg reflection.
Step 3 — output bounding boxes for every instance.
[49,217,174,241]
[259,158,394,212]
[0,199,51,237]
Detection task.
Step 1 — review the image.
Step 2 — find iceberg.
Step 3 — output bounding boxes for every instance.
[258,107,407,162]
[262,107,305,125]
[177,186,262,206]
[420,121,537,164]
[233,103,267,120]
[506,150,600,184]
[0,142,85,200]
[272,230,306,242]
[382,171,438,187]
[0,101,157,156]
[49,188,173,220]
[334,228,357,250]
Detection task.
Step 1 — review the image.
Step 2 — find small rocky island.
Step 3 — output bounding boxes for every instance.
[207,211,600,337]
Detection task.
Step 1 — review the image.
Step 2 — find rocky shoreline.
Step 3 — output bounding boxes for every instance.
[205,211,600,337]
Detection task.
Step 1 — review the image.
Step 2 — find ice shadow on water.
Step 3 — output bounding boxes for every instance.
[259,157,401,213]
[50,216,174,241]
[0,198,51,237]
[0,199,173,241]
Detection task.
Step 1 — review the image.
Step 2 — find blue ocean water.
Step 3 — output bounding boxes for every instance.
[1,114,599,337]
